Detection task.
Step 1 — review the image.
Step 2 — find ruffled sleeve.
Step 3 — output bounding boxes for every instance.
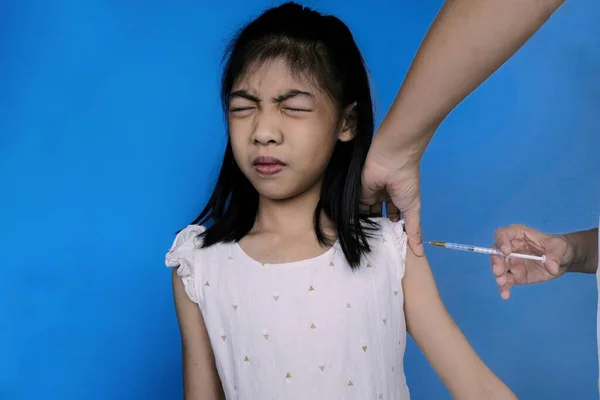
[165,224,206,304]
[380,218,408,280]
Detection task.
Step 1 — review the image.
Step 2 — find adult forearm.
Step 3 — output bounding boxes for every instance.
[565,228,599,274]
[377,0,565,156]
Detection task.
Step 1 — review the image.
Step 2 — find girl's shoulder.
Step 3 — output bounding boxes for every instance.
[165,224,210,304]
[367,217,407,247]
[167,225,207,256]
[363,217,409,279]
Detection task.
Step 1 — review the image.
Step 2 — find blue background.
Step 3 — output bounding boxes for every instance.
[1,0,599,399]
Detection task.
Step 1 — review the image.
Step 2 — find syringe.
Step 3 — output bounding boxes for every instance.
[428,241,546,262]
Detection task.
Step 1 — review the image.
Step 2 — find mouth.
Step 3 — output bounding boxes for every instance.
[252,156,286,176]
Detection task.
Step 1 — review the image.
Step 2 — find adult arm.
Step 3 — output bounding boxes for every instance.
[564,228,599,274]
[362,0,566,255]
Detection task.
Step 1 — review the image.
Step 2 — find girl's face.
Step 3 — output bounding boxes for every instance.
[228,57,355,201]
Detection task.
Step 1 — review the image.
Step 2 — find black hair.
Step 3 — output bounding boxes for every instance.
[190,2,377,268]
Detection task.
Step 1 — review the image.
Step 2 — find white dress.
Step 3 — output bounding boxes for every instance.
[166,217,411,400]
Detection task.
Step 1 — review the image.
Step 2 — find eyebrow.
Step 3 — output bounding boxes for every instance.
[229,89,314,103]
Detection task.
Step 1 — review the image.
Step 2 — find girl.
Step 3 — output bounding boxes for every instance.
[167,3,517,399]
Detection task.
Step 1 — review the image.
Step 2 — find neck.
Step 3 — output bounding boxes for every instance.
[253,186,334,238]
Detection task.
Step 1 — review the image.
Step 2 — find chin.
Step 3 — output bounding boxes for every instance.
[247,173,323,202]
[254,187,299,201]
[250,179,305,201]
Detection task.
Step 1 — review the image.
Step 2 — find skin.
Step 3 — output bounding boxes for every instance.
[361,0,566,257]
[229,58,355,261]
[490,224,598,299]
[173,57,517,399]
[172,268,225,399]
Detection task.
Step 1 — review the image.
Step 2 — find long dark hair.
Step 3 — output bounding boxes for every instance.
[190,2,377,268]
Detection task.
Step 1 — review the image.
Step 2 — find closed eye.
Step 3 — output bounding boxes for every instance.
[284,108,311,113]
[229,107,255,117]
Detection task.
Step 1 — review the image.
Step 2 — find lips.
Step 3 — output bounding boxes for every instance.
[252,156,286,176]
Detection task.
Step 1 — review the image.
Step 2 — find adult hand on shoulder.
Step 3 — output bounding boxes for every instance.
[361,133,424,256]
[491,224,575,300]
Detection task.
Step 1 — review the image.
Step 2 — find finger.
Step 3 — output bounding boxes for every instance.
[507,238,527,251]
[509,264,526,282]
[496,274,508,286]
[542,242,564,275]
[403,204,423,256]
[494,225,524,256]
[359,202,371,215]
[544,258,561,276]
[386,201,400,222]
[498,278,511,299]
[499,273,515,300]
[360,170,389,207]
[359,178,377,207]
[370,203,383,218]
[507,272,516,286]
[490,254,507,277]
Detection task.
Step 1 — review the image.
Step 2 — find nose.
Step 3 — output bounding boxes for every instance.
[251,111,283,146]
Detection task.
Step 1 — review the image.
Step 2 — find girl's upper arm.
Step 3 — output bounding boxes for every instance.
[172,268,224,400]
[402,249,517,400]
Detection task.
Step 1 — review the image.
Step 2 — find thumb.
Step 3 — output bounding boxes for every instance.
[360,185,377,206]
[543,243,564,276]
[360,171,379,206]
[402,203,423,256]
[544,258,561,276]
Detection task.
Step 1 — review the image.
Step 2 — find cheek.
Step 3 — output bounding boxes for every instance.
[230,144,250,178]
[294,129,339,168]
[228,124,249,161]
